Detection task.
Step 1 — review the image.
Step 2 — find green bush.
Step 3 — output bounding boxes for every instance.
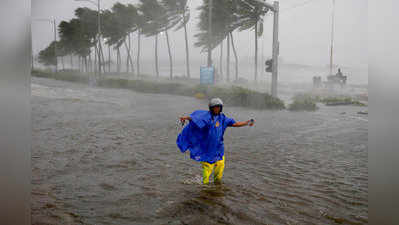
[321,96,366,106]
[32,69,88,83]
[101,80,285,110]
[288,94,318,111]
[31,69,53,78]
[31,71,286,110]
[206,86,285,110]
[55,72,88,83]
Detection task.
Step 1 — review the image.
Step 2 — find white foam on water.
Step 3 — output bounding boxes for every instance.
[31,82,127,106]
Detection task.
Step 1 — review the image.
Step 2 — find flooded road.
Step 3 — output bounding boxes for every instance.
[31,77,368,225]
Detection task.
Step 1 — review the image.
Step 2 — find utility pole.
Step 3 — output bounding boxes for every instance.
[97,0,102,79]
[253,0,279,97]
[226,34,230,82]
[108,43,111,73]
[255,22,258,82]
[329,0,335,75]
[207,0,213,67]
[271,1,279,97]
[53,19,58,73]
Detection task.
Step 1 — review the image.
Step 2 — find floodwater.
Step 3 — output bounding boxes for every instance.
[31,77,368,225]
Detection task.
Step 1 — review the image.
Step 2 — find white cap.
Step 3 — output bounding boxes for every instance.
[209,98,223,107]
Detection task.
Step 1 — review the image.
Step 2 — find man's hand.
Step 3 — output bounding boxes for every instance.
[179,116,191,125]
[248,119,255,126]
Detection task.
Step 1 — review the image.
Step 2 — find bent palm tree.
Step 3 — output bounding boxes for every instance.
[162,0,191,78]
[139,0,171,79]
[195,0,239,82]
[234,0,268,82]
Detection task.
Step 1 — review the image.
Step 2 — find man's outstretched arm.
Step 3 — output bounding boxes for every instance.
[231,119,255,127]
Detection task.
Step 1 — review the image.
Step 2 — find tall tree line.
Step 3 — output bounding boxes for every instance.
[38,0,269,83]
[195,0,268,82]
[39,0,190,80]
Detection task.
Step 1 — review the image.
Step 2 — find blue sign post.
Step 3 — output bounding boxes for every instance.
[200,66,214,85]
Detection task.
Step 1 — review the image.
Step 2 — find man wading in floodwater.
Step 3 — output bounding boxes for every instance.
[177,98,255,184]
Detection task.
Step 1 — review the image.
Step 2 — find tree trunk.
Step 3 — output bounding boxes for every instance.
[123,38,134,75]
[94,46,98,74]
[91,49,94,73]
[155,34,159,78]
[117,47,121,74]
[183,23,190,78]
[116,47,118,73]
[220,40,223,80]
[70,55,73,70]
[78,56,81,72]
[98,42,104,74]
[108,44,111,73]
[100,43,106,74]
[165,29,173,80]
[84,56,88,74]
[230,33,238,81]
[95,44,99,75]
[128,34,135,75]
[88,53,92,73]
[137,30,141,78]
[61,56,65,70]
[98,39,104,74]
[137,31,141,77]
[124,40,130,73]
[254,22,258,82]
[226,34,230,82]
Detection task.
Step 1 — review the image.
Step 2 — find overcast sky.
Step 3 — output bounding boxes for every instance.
[32,0,367,68]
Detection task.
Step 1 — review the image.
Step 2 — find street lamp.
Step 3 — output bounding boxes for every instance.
[75,0,102,81]
[32,18,58,73]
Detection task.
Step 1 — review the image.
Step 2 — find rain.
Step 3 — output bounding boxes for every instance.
[31,0,367,224]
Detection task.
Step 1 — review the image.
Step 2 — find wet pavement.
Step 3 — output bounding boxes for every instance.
[32,77,368,225]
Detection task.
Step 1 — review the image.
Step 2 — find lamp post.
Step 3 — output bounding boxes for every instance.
[32,18,58,73]
[75,0,102,82]
[252,0,279,97]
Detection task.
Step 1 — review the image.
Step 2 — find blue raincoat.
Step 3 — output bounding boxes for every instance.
[176,110,236,163]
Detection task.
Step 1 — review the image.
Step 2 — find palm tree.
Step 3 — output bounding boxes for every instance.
[103,3,139,75]
[139,0,170,79]
[74,7,105,74]
[101,8,122,73]
[162,0,191,78]
[58,17,93,73]
[195,0,239,82]
[101,3,141,75]
[234,0,269,82]
[135,12,146,77]
[38,41,57,67]
[230,32,238,81]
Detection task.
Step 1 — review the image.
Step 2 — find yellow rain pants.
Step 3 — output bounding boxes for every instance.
[201,156,225,184]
